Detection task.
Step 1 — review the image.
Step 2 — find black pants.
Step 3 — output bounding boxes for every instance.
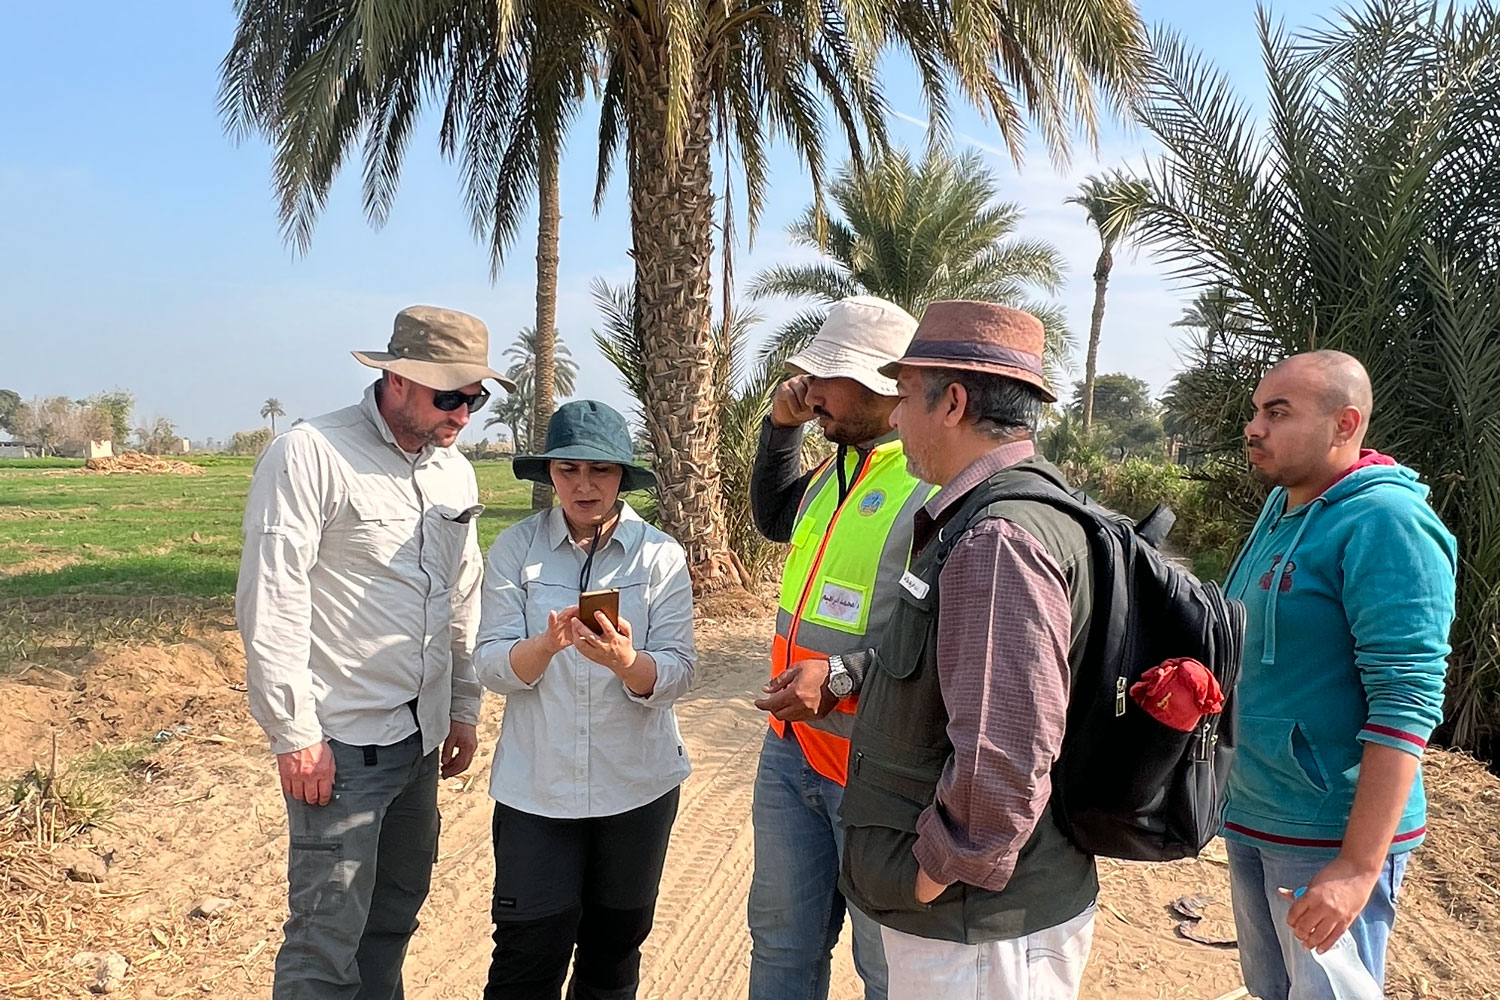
[484,788,680,1000]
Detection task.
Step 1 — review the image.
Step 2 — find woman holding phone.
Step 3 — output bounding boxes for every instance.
[474,399,696,1000]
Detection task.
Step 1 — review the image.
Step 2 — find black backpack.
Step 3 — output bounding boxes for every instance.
[937,466,1245,862]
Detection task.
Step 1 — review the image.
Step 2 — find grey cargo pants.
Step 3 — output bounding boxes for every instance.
[274,733,439,1000]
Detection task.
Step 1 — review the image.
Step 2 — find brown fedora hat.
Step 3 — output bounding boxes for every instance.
[878,300,1054,403]
[353,305,517,393]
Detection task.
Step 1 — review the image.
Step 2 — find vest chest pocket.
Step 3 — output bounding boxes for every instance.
[873,570,936,681]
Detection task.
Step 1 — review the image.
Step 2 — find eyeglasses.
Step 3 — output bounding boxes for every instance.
[431,388,490,413]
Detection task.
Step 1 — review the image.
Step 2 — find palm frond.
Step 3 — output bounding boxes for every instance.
[750,145,1072,326]
[1135,0,1500,747]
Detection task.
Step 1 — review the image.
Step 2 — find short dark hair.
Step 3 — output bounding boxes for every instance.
[920,368,1043,438]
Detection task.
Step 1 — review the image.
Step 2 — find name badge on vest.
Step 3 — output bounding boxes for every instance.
[899,570,929,600]
[816,582,865,626]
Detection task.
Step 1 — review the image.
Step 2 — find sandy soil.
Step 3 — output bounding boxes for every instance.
[2,613,1497,999]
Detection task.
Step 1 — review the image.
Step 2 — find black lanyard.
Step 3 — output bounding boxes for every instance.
[578,523,603,593]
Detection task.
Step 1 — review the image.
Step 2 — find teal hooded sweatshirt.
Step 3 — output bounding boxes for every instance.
[1222,453,1456,855]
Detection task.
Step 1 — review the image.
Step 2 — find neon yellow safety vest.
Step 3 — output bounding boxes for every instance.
[771,435,932,785]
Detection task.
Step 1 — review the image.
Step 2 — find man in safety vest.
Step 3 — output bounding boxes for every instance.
[748,295,928,1000]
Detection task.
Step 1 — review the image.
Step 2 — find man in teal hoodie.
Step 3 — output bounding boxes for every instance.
[1223,351,1456,1000]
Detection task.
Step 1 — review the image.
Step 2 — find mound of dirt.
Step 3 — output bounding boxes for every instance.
[83,452,202,475]
[0,627,247,775]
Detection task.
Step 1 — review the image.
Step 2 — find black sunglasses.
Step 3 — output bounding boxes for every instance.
[431,387,490,413]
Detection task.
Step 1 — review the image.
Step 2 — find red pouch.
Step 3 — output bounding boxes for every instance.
[1129,657,1225,732]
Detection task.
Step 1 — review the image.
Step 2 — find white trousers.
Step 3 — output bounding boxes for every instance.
[880,904,1096,1000]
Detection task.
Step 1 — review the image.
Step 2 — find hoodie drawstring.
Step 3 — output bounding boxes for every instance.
[1260,495,1324,666]
[1225,488,1282,586]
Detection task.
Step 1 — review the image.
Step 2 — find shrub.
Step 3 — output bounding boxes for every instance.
[1060,455,1252,581]
[227,428,273,456]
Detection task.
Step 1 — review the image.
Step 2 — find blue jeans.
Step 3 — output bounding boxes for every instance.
[748,728,888,1000]
[1227,839,1408,1000]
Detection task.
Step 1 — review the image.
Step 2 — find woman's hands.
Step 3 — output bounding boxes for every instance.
[507,604,578,686]
[569,612,637,672]
[569,613,658,697]
[541,605,580,654]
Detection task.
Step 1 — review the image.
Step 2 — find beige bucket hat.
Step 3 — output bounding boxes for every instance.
[784,295,919,397]
[353,305,517,392]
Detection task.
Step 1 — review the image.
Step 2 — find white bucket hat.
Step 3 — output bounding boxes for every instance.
[784,295,919,397]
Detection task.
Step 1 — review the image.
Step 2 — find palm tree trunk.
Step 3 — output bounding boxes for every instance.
[530,136,561,510]
[625,62,735,592]
[1082,247,1113,431]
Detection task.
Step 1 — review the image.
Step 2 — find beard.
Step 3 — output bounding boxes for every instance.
[904,451,930,483]
[1245,441,1282,485]
[387,405,455,451]
[819,409,891,447]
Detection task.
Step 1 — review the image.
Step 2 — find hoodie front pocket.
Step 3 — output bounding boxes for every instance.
[1234,715,1332,817]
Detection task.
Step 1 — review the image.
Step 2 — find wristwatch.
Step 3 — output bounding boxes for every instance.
[826,654,855,699]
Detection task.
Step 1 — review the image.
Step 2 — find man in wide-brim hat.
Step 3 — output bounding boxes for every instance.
[838,301,1100,1000]
[745,294,931,1000]
[238,305,513,999]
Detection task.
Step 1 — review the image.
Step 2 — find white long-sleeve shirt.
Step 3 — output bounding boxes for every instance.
[236,383,484,756]
[475,503,695,818]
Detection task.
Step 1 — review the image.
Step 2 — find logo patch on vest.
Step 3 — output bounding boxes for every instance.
[816,582,865,625]
[857,490,886,516]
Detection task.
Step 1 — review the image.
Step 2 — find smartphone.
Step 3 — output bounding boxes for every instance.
[578,589,621,635]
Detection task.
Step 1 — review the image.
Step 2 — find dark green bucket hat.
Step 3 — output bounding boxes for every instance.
[512,400,657,492]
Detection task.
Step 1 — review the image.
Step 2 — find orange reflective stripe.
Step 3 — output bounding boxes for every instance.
[784,449,876,673]
[770,633,855,785]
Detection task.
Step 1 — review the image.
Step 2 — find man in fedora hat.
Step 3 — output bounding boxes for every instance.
[838,301,1099,1000]
[237,305,516,1000]
[746,295,930,1000]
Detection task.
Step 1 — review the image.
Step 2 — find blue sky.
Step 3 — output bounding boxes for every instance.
[1,1,1344,444]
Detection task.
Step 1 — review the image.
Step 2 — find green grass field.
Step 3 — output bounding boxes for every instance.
[0,457,535,601]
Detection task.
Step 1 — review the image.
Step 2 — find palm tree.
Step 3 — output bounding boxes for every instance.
[1067,171,1149,430]
[504,327,579,404]
[530,140,563,510]
[260,397,285,436]
[595,278,813,584]
[486,390,532,454]
[750,148,1073,380]
[219,0,1148,590]
[485,328,579,453]
[1172,286,1254,359]
[1130,1,1500,747]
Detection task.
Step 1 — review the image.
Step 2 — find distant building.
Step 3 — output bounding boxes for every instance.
[174,438,191,455]
[0,441,34,459]
[87,439,114,460]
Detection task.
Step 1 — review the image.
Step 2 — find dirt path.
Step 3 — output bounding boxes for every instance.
[3,615,1498,999]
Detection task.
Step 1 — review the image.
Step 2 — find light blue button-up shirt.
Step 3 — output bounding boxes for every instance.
[237,383,484,757]
[475,502,696,818]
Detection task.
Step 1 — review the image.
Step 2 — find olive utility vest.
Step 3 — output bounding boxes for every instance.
[838,458,1099,944]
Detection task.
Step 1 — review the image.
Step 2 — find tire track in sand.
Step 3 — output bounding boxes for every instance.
[638,694,764,1000]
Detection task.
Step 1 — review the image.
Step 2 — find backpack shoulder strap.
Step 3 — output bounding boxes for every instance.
[930,465,1103,566]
